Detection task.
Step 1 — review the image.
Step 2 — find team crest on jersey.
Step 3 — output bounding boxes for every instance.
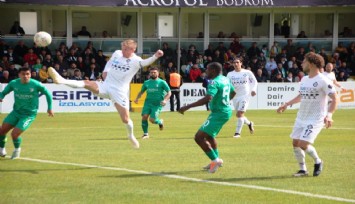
[328,84,333,89]
[313,82,318,87]
[243,74,247,77]
[210,80,216,85]
[29,88,34,92]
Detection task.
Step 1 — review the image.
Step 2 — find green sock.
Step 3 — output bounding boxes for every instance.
[142,120,148,134]
[213,148,219,158]
[13,137,22,148]
[205,150,217,160]
[0,135,7,148]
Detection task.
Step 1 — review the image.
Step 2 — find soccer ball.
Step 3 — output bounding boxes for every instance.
[34,31,52,47]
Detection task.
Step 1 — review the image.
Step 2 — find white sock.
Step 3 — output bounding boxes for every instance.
[64,80,85,88]
[126,119,134,138]
[236,117,244,134]
[243,117,251,125]
[305,145,321,164]
[14,147,21,152]
[293,147,307,171]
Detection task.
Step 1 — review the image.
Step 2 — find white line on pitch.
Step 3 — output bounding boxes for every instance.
[16,157,355,203]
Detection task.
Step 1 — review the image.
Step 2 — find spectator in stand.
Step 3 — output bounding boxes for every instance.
[276,49,288,64]
[57,42,68,57]
[77,26,91,38]
[224,49,235,63]
[337,71,348,81]
[212,50,224,65]
[102,30,111,38]
[85,63,100,81]
[95,50,107,72]
[69,42,81,54]
[189,64,202,83]
[229,32,238,38]
[72,69,84,80]
[0,40,9,59]
[195,58,205,71]
[1,55,11,70]
[271,72,284,82]
[332,53,342,69]
[53,63,64,77]
[38,65,49,83]
[289,62,301,78]
[76,56,85,73]
[255,68,267,82]
[230,37,244,55]
[42,54,54,68]
[281,20,290,38]
[14,40,28,62]
[337,61,350,78]
[23,48,38,66]
[305,42,317,53]
[66,49,78,65]
[0,65,3,78]
[6,47,19,65]
[215,42,227,59]
[38,49,47,62]
[295,47,306,69]
[347,42,355,58]
[0,70,10,83]
[204,44,214,58]
[270,41,281,58]
[9,21,25,36]
[204,56,213,68]
[318,48,329,65]
[32,58,42,73]
[295,71,305,82]
[349,48,355,75]
[197,32,204,38]
[56,55,69,71]
[82,48,94,68]
[265,56,277,78]
[288,56,297,69]
[67,62,77,78]
[31,70,40,81]
[86,41,97,57]
[186,49,197,65]
[249,57,261,75]
[285,72,295,82]
[168,67,183,112]
[258,51,267,67]
[297,31,308,38]
[274,23,281,36]
[324,30,332,37]
[8,64,18,81]
[247,42,261,60]
[217,31,225,38]
[283,39,297,60]
[335,42,348,61]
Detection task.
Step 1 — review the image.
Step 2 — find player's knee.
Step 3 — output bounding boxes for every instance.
[148,118,155,123]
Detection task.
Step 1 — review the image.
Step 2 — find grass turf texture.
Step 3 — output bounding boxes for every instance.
[1,109,354,204]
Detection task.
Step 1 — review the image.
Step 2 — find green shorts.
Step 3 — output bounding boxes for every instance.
[141,103,162,120]
[3,111,36,131]
[199,111,232,138]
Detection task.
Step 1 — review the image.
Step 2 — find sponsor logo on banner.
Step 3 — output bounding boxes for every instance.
[52,90,110,107]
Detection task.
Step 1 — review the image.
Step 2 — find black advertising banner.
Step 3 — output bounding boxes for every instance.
[3,0,355,7]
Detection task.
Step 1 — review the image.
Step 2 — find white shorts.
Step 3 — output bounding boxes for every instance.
[95,81,130,110]
[232,96,249,112]
[290,121,324,144]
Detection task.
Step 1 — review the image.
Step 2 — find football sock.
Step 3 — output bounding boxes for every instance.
[293,147,307,171]
[236,117,244,134]
[126,119,134,137]
[13,137,22,148]
[213,148,219,157]
[63,80,85,88]
[0,135,7,148]
[243,117,251,125]
[142,120,148,134]
[305,145,321,164]
[205,150,218,161]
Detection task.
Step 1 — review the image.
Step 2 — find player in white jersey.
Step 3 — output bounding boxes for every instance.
[48,39,164,149]
[277,52,338,177]
[322,63,345,91]
[227,57,257,138]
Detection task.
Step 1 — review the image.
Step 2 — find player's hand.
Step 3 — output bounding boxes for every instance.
[340,87,346,92]
[277,104,287,113]
[160,100,167,106]
[324,115,333,128]
[134,99,139,104]
[251,91,256,97]
[178,106,189,115]
[47,110,54,117]
[155,50,164,58]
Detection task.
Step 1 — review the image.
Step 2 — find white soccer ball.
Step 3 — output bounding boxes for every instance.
[34,31,52,47]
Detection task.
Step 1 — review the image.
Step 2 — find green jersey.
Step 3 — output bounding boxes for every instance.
[141,78,170,106]
[207,75,234,113]
[0,78,53,116]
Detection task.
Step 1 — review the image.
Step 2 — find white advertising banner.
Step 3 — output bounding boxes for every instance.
[1,82,354,113]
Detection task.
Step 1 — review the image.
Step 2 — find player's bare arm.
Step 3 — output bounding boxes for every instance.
[277,94,301,113]
[324,92,338,128]
[161,91,172,106]
[178,95,212,114]
[134,91,144,104]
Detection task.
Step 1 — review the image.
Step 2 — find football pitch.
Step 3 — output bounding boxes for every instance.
[1,109,354,204]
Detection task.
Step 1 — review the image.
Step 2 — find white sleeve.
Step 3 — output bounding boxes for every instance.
[139,55,158,68]
[248,71,258,92]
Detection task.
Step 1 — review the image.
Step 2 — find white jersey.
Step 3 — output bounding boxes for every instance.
[296,74,336,124]
[227,69,258,98]
[322,71,336,82]
[103,50,157,95]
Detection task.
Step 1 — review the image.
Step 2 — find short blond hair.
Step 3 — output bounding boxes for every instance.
[121,39,137,50]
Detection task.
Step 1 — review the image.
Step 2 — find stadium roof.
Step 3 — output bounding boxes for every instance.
[4,0,355,8]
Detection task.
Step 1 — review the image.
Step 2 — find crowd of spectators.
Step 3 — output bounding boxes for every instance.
[0,36,354,85]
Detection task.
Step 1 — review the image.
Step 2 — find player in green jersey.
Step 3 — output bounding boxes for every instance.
[179,62,236,173]
[134,67,171,139]
[0,67,53,159]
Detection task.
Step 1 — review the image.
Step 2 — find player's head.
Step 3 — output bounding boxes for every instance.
[18,67,31,83]
[121,39,137,58]
[206,62,222,79]
[302,52,324,73]
[325,62,334,73]
[233,57,243,71]
[149,67,159,80]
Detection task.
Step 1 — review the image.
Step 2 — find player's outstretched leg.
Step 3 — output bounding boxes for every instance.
[48,67,85,88]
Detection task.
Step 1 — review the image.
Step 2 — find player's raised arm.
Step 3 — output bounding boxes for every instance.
[140,50,164,67]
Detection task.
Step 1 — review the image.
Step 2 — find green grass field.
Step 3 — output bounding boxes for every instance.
[1,109,354,204]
